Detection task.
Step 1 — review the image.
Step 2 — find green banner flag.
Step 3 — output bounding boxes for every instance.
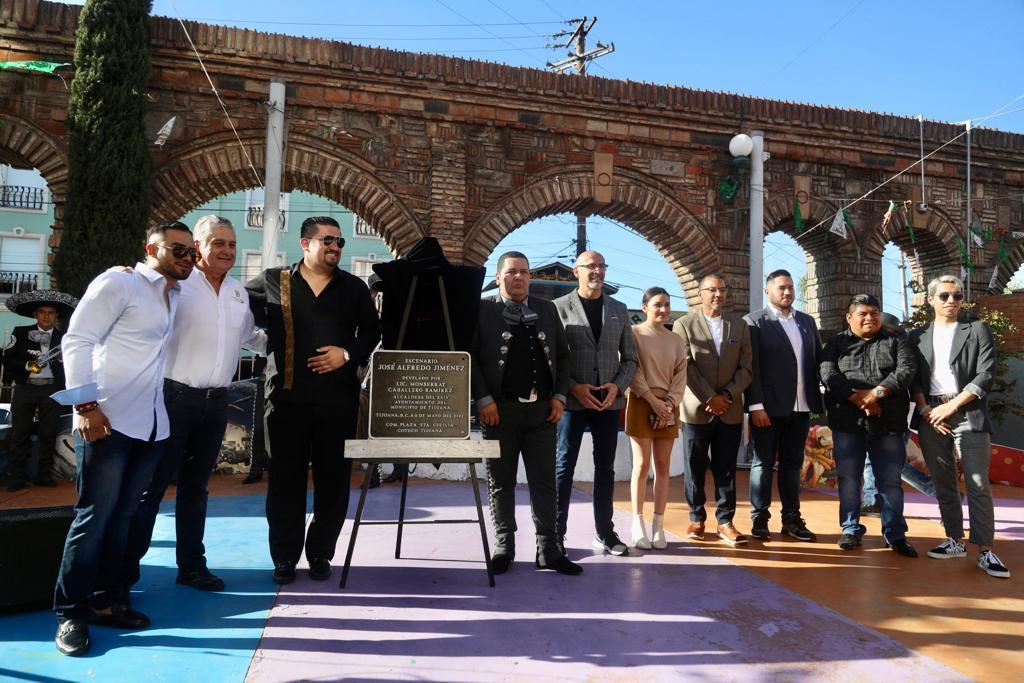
[0,60,70,74]
[793,197,804,233]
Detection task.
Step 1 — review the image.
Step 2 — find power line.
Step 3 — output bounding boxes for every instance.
[186,18,566,27]
[433,0,550,67]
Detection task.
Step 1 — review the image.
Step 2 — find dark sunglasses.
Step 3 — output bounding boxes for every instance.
[157,243,199,261]
[936,291,964,302]
[307,235,345,247]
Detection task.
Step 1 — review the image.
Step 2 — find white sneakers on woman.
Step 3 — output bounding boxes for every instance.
[632,515,652,549]
[651,513,668,550]
[634,514,670,550]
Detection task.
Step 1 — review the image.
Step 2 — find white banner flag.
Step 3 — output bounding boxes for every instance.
[1013,231,1024,239]
[989,266,1000,290]
[970,231,985,248]
[960,265,968,281]
[829,210,848,239]
[913,249,922,266]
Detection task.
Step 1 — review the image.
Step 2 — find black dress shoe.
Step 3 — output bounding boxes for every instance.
[88,604,150,629]
[176,567,226,591]
[536,554,583,576]
[272,562,296,584]
[308,558,332,581]
[490,553,514,575]
[242,469,264,485]
[55,619,90,656]
[888,539,919,558]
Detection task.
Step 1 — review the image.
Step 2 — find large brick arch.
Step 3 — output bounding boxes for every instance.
[873,205,962,291]
[463,165,717,298]
[151,131,424,256]
[0,113,68,253]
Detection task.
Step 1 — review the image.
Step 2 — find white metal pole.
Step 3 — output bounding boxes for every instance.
[261,77,286,270]
[749,130,765,312]
[964,120,972,301]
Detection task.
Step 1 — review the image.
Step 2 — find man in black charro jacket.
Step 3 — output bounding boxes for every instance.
[2,289,76,491]
[246,216,380,585]
[471,251,581,576]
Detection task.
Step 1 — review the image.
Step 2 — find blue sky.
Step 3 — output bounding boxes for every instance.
[141,0,1024,313]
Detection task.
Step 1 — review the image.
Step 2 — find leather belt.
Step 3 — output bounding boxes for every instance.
[25,378,56,386]
[165,378,227,400]
[928,393,958,404]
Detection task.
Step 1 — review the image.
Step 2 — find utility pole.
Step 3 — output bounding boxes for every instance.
[260,77,286,271]
[899,252,910,322]
[547,17,614,75]
[964,119,972,301]
[576,214,587,257]
[748,131,766,312]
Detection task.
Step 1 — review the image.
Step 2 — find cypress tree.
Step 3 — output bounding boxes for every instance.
[52,0,154,297]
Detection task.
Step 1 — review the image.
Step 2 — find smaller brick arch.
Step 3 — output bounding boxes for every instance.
[151,131,425,256]
[463,165,718,298]
[0,113,68,253]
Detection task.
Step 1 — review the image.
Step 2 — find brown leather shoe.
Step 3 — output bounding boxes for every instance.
[717,523,748,546]
[685,521,705,541]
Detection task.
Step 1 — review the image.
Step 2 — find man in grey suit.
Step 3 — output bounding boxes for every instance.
[744,269,822,542]
[553,250,637,556]
[471,251,582,576]
[673,274,753,545]
[909,274,1010,578]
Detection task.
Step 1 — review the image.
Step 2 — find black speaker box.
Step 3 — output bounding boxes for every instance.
[0,505,74,613]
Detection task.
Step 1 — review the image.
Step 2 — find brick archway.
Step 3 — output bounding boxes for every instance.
[0,113,68,252]
[151,131,424,255]
[463,165,717,297]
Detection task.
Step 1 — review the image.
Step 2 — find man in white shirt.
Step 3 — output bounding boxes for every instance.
[52,221,196,657]
[743,269,823,542]
[122,216,266,595]
[909,274,1010,578]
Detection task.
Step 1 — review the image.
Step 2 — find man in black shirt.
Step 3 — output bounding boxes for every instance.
[246,216,381,584]
[820,294,917,557]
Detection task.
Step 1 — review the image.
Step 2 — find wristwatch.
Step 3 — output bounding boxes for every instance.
[873,387,886,399]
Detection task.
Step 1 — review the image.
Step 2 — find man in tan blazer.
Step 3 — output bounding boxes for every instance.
[672,274,753,545]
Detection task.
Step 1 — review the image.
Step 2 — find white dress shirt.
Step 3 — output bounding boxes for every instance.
[770,305,809,412]
[930,322,959,396]
[164,269,266,389]
[62,263,181,441]
[703,312,724,354]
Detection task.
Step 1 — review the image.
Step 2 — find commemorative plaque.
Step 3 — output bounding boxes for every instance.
[368,350,471,439]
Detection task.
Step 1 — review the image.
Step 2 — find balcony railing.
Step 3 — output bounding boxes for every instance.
[246,205,287,229]
[0,271,42,295]
[0,185,45,211]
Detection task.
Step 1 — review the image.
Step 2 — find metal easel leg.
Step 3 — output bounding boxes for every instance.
[339,462,373,588]
[469,461,495,587]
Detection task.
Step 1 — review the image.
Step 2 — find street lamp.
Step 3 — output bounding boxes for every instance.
[730,131,765,312]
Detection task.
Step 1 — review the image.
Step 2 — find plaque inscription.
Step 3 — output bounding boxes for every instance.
[369,350,471,439]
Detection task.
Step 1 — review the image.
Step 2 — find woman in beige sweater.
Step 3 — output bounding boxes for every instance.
[626,287,687,549]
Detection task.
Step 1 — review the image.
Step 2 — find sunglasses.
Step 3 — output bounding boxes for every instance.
[307,235,345,247]
[157,243,199,261]
[936,291,964,302]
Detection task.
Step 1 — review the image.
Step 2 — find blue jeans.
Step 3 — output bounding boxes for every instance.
[862,431,937,503]
[833,430,907,541]
[749,412,810,525]
[53,430,165,618]
[122,385,229,588]
[555,408,621,538]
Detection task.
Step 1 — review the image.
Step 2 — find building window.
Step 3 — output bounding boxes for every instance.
[245,188,289,231]
[241,249,286,283]
[351,258,376,283]
[0,233,45,300]
[353,214,375,238]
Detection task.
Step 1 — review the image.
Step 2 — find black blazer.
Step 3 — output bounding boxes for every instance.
[471,295,570,408]
[744,306,824,416]
[909,320,996,433]
[1,325,65,387]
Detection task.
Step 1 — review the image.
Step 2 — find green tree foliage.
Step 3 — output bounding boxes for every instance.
[52,0,153,297]
[908,280,1024,424]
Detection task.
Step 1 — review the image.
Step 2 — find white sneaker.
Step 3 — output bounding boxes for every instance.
[978,550,1011,578]
[926,537,967,559]
[632,516,652,550]
[651,514,667,550]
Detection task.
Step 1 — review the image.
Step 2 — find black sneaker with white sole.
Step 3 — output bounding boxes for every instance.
[55,619,90,656]
[592,533,629,556]
[927,537,967,559]
[978,550,1011,578]
[782,519,817,542]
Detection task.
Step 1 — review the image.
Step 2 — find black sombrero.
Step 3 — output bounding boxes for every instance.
[6,289,79,319]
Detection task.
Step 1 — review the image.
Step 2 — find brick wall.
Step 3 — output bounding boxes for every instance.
[978,292,1024,353]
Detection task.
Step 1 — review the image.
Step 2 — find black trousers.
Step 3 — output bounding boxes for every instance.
[265,400,354,566]
[682,419,742,525]
[7,382,62,482]
[483,399,561,565]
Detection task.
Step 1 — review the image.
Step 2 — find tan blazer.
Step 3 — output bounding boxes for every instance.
[672,309,753,425]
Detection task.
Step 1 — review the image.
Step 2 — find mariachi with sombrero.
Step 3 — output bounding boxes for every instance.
[2,289,79,491]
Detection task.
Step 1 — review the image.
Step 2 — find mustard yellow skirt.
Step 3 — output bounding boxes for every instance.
[624,392,680,438]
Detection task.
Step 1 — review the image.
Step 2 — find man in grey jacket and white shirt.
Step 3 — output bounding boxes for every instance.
[909,274,1010,578]
[554,251,637,556]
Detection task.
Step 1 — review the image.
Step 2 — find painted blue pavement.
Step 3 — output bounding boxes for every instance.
[0,494,275,683]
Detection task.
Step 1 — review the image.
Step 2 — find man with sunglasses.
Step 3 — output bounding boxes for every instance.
[52,221,195,656]
[122,215,266,597]
[246,216,380,585]
[909,275,1010,578]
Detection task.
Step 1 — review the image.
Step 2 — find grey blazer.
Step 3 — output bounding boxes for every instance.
[744,306,824,416]
[553,291,637,411]
[908,320,997,433]
[470,295,570,410]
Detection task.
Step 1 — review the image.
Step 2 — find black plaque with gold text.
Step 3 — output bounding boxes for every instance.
[368,350,471,439]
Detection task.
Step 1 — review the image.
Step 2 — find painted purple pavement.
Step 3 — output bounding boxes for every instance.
[246,483,962,682]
